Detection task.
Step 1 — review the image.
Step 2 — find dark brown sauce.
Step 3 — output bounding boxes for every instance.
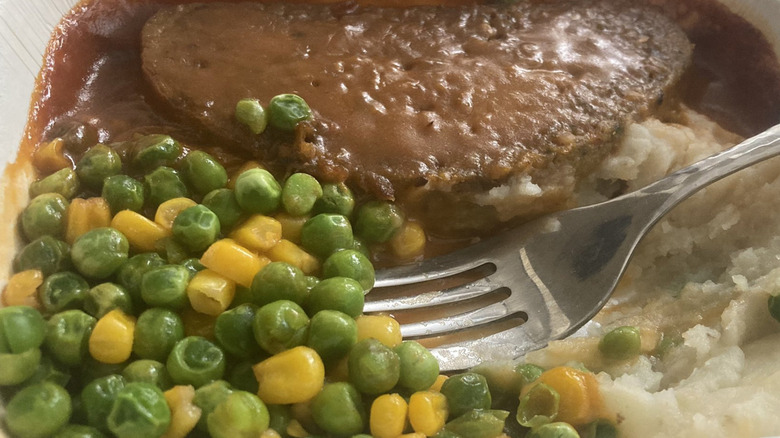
[21,0,780,257]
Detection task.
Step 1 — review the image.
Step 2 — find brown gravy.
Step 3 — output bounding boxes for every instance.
[20,0,780,242]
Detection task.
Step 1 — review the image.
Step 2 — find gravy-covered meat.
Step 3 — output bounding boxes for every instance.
[142,1,691,201]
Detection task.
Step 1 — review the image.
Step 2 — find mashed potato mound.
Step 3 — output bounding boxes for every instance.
[526,109,780,438]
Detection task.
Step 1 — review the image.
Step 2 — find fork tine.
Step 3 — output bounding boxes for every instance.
[427,324,548,371]
[364,276,498,313]
[400,299,521,338]
[374,251,491,288]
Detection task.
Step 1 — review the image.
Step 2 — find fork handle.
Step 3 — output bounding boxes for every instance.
[639,123,780,218]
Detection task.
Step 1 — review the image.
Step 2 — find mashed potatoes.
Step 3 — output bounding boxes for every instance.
[524,109,780,437]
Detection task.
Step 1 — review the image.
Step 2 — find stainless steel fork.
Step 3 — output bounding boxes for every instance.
[365,124,780,371]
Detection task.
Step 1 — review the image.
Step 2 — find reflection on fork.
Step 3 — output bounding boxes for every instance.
[365,124,780,371]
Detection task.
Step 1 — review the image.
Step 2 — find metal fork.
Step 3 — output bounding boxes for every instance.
[365,124,780,371]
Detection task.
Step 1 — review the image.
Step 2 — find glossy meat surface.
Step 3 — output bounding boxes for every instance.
[142,0,692,198]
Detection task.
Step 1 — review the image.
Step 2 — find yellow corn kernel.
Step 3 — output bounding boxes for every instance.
[429,374,448,392]
[260,429,282,438]
[254,346,325,405]
[200,239,270,288]
[181,306,217,340]
[111,210,171,252]
[286,420,310,438]
[227,161,265,189]
[398,434,426,438]
[230,214,283,252]
[65,197,113,244]
[89,309,136,364]
[529,366,602,427]
[2,270,44,308]
[163,385,201,438]
[370,394,408,438]
[155,197,198,231]
[267,240,320,275]
[275,212,309,244]
[356,315,402,347]
[290,401,318,436]
[408,391,448,436]
[390,221,426,260]
[33,138,72,173]
[186,269,236,316]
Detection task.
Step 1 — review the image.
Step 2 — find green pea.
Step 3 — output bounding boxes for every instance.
[45,310,96,366]
[84,283,133,319]
[0,305,47,353]
[171,205,220,252]
[470,361,531,408]
[14,235,71,276]
[599,326,641,361]
[322,249,375,291]
[517,383,560,428]
[181,257,205,278]
[122,359,172,390]
[516,362,545,388]
[444,409,509,438]
[395,340,439,392]
[21,193,68,241]
[268,93,312,131]
[181,151,228,195]
[130,134,182,170]
[282,173,323,217]
[581,419,618,438]
[140,265,190,310]
[305,277,364,318]
[107,382,171,438]
[116,252,166,306]
[227,360,261,394]
[313,182,355,217]
[157,236,189,265]
[253,300,310,355]
[234,168,282,214]
[231,285,254,308]
[306,310,357,363]
[102,175,145,214]
[144,166,189,206]
[71,227,129,279]
[440,373,492,418]
[300,213,354,257]
[5,382,72,438]
[133,308,185,361]
[167,336,226,388]
[193,380,234,433]
[202,188,244,231]
[40,271,90,314]
[267,404,293,437]
[311,382,365,435]
[76,144,122,189]
[250,261,308,307]
[354,200,405,244]
[235,98,269,135]
[305,275,320,290]
[348,338,400,395]
[25,354,71,387]
[0,348,42,385]
[207,390,270,438]
[768,294,780,322]
[53,424,107,438]
[81,374,126,431]
[30,168,80,199]
[214,304,261,359]
[527,422,580,438]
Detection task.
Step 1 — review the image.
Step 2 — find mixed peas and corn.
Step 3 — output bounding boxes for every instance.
[1,95,630,438]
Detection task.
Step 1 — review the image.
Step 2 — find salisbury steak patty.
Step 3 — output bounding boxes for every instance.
[142,0,691,224]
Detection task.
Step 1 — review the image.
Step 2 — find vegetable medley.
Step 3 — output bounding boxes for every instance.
[2,95,622,438]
